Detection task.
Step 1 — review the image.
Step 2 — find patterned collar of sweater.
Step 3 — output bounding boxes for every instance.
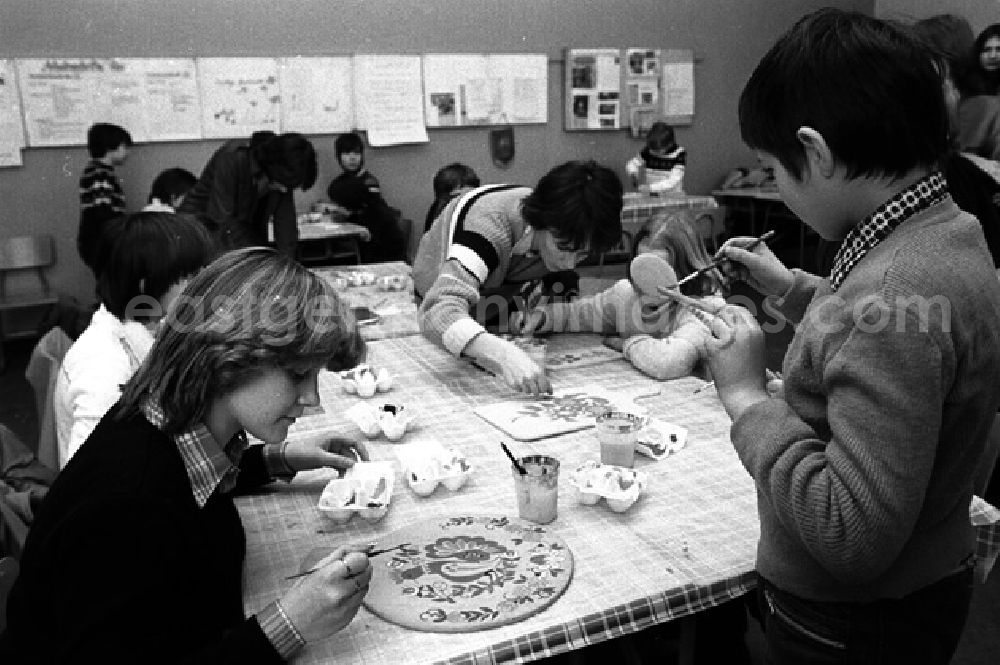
[830,171,947,290]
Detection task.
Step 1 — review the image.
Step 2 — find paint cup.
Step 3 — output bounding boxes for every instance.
[512,455,560,524]
[595,411,645,468]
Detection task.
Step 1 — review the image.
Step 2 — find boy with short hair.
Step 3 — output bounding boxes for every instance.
[78,122,132,275]
[706,9,1000,663]
[327,131,405,263]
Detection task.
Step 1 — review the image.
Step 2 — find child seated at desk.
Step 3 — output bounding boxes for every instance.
[512,211,726,380]
[327,131,406,263]
[626,121,687,195]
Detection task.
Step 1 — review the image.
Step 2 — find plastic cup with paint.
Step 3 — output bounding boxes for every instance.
[512,455,560,524]
[595,411,645,468]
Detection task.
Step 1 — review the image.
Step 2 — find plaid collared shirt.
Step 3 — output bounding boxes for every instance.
[830,172,949,291]
[141,400,248,508]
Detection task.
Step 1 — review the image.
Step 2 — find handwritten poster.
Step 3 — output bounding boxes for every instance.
[353,55,427,147]
[565,48,621,130]
[423,53,546,127]
[662,49,695,124]
[17,58,102,146]
[100,58,201,142]
[198,58,281,139]
[278,56,353,134]
[0,60,25,166]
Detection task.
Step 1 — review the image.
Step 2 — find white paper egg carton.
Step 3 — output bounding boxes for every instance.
[635,418,688,460]
[341,270,377,287]
[567,460,648,512]
[340,364,393,398]
[344,402,416,442]
[376,274,409,291]
[395,441,474,497]
[317,461,395,524]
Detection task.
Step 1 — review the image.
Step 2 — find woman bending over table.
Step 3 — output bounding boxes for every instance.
[1,248,371,664]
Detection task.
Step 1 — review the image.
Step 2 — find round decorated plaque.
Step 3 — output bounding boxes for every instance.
[360,515,573,632]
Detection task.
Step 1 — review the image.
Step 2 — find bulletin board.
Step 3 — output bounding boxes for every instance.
[564,47,695,132]
[0,51,549,154]
[422,53,547,127]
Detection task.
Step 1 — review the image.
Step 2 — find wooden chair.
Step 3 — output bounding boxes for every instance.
[0,235,59,373]
[24,326,72,471]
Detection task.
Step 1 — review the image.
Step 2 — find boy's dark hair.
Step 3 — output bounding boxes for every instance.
[739,8,949,181]
[87,123,133,158]
[520,160,623,253]
[646,122,676,152]
[335,132,365,158]
[910,14,977,96]
[148,167,197,204]
[433,163,480,197]
[97,210,215,321]
[254,132,317,190]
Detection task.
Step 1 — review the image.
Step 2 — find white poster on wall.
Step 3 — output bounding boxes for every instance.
[0,60,25,166]
[278,56,354,134]
[16,58,103,146]
[354,55,427,147]
[99,58,201,142]
[198,58,281,139]
[565,48,621,130]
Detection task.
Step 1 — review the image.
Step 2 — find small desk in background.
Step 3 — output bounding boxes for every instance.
[269,214,370,265]
[712,188,808,267]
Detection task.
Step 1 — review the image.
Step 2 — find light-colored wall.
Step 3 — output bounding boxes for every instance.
[876,0,999,32]
[0,0,872,306]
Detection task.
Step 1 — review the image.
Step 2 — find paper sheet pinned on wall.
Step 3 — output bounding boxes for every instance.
[354,55,427,147]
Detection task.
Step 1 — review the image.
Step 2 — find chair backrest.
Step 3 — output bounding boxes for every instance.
[0,236,54,271]
[24,326,72,472]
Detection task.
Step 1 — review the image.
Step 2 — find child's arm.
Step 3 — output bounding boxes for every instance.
[514,280,634,335]
[625,155,643,189]
[622,328,704,380]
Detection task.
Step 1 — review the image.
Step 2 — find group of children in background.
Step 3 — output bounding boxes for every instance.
[9,8,998,664]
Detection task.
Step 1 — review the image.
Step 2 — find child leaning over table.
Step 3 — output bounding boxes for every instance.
[625,121,686,195]
[511,210,726,381]
[705,9,1000,664]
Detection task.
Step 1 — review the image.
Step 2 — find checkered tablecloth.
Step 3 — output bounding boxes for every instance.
[237,334,760,664]
[314,262,420,340]
[620,194,718,229]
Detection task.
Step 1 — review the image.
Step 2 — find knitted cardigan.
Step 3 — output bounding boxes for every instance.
[734,199,1000,602]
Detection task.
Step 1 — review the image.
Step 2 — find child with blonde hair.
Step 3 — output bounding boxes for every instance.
[512,210,725,380]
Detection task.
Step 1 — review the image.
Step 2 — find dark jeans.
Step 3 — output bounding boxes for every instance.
[757,568,974,665]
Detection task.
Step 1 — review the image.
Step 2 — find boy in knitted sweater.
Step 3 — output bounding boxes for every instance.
[705,10,1000,663]
[625,121,686,195]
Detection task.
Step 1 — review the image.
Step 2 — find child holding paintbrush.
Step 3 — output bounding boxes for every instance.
[511,211,729,380]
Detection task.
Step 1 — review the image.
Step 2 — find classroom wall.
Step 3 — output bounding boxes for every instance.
[876,0,999,32]
[0,0,872,306]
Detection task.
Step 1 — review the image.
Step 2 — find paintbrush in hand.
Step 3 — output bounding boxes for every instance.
[676,230,776,287]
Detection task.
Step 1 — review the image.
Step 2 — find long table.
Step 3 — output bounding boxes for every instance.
[313,262,420,340]
[237,333,759,664]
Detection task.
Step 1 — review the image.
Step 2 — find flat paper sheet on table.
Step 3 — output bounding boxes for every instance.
[0,60,25,166]
[474,382,660,441]
[352,515,573,632]
[278,57,353,134]
[354,55,427,147]
[198,58,281,139]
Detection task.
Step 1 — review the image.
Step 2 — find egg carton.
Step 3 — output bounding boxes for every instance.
[396,441,474,497]
[376,274,409,291]
[341,270,376,287]
[635,418,688,460]
[317,461,395,524]
[345,402,416,442]
[340,364,393,398]
[567,460,648,512]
